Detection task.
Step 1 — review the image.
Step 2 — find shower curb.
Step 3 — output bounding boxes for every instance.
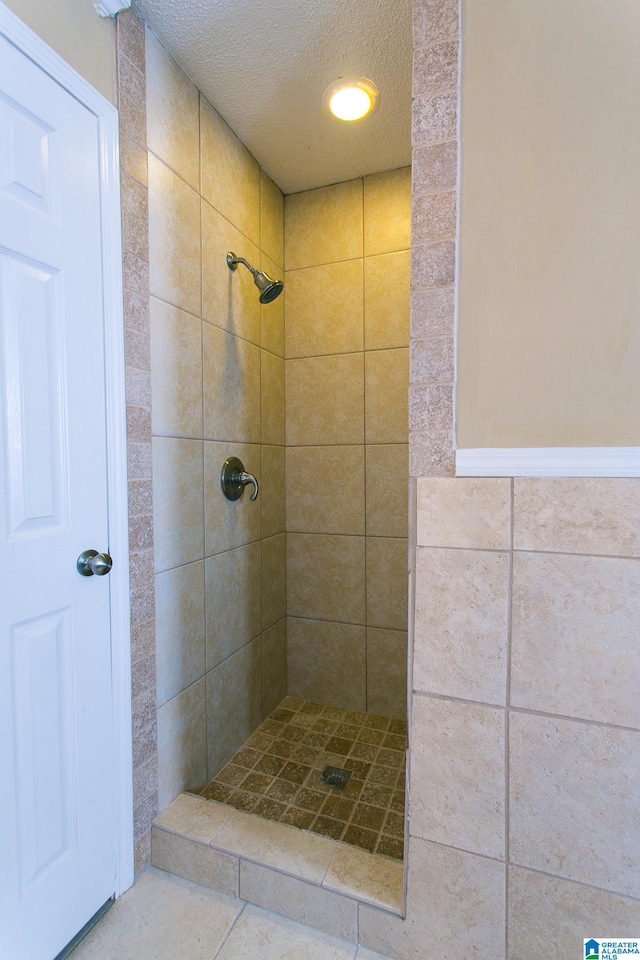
[151,793,404,944]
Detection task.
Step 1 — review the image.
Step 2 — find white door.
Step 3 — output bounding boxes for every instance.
[0,25,119,960]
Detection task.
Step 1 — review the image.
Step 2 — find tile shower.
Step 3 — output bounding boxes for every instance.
[139,21,411,859]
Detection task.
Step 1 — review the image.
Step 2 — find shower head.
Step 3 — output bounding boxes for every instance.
[226,251,284,304]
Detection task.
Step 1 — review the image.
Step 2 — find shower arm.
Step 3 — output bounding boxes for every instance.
[226,253,257,276]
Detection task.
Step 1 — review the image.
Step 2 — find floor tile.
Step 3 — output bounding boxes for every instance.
[215,903,357,960]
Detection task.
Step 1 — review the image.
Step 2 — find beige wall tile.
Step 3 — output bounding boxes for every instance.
[287,617,366,711]
[145,31,199,189]
[508,866,640,956]
[364,251,411,351]
[416,477,511,549]
[359,839,505,960]
[262,534,287,630]
[261,252,285,357]
[512,552,640,728]
[240,861,357,942]
[151,829,238,897]
[286,354,364,446]
[153,792,233,844]
[156,560,205,707]
[287,533,366,624]
[213,810,335,884]
[261,351,285,445]
[152,437,204,571]
[260,170,284,268]
[157,677,207,808]
[366,628,407,719]
[262,618,287,717]
[285,179,363,270]
[366,537,408,630]
[411,698,505,859]
[205,541,262,669]
[148,154,201,317]
[414,0,459,46]
[411,283,455,339]
[364,167,412,257]
[206,637,262,776]
[514,478,640,557]
[204,441,261,555]
[286,446,365,535]
[203,323,260,443]
[323,845,403,913]
[261,444,286,538]
[215,903,355,959]
[365,348,409,444]
[200,96,260,245]
[366,444,409,538]
[201,199,261,345]
[150,298,202,438]
[414,547,508,704]
[120,133,148,186]
[285,261,364,359]
[510,712,640,896]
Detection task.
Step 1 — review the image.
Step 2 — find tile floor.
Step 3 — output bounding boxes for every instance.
[199,697,407,860]
[69,868,393,960]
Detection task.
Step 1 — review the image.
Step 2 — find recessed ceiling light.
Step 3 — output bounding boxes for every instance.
[322,77,379,122]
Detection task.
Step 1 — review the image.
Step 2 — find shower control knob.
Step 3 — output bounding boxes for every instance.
[221,457,259,501]
[77,549,113,577]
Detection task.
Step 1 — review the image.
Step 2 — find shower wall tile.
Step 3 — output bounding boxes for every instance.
[150,297,203,438]
[203,323,261,443]
[201,200,261,345]
[260,170,284,268]
[148,154,201,317]
[508,867,640,958]
[366,628,408,719]
[513,477,640,557]
[157,676,208,808]
[284,178,363,270]
[286,354,364,446]
[261,533,287,630]
[205,541,262,670]
[414,547,509,705]
[284,260,364,359]
[261,444,286,538]
[152,437,204,571]
[363,167,412,256]
[262,618,288,717]
[206,637,263,777]
[145,29,199,189]
[364,250,411,350]
[416,476,511,549]
[411,697,505,859]
[509,712,640,896]
[414,0,459,46]
[260,252,285,358]
[200,95,260,245]
[287,533,366,625]
[204,441,262,555]
[261,350,285,445]
[365,444,409,538]
[366,537,408,631]
[511,551,640,728]
[287,617,367,711]
[411,283,455,339]
[364,348,409,444]
[155,559,206,706]
[286,446,365,535]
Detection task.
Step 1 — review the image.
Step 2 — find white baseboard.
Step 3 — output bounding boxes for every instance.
[455,447,640,478]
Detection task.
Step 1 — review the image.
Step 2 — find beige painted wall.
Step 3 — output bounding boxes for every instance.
[4,0,116,103]
[457,0,640,448]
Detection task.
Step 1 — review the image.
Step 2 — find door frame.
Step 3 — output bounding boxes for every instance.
[0,2,134,897]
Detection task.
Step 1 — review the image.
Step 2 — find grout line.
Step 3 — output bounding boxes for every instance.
[504,477,514,957]
[212,901,248,959]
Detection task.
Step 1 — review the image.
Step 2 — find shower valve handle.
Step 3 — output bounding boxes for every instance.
[220,456,259,501]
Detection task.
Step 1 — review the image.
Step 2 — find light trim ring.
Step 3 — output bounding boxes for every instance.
[322,77,380,122]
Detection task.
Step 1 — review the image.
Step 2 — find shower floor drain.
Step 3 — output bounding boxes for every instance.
[320,766,353,790]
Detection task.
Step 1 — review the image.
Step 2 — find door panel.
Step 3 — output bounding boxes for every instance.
[0,27,119,960]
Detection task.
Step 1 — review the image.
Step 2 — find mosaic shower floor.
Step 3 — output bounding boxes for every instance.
[199,696,407,861]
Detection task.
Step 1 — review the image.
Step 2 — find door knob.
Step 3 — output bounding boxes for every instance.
[77,549,113,577]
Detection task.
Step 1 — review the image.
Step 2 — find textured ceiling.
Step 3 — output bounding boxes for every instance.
[133,0,413,194]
